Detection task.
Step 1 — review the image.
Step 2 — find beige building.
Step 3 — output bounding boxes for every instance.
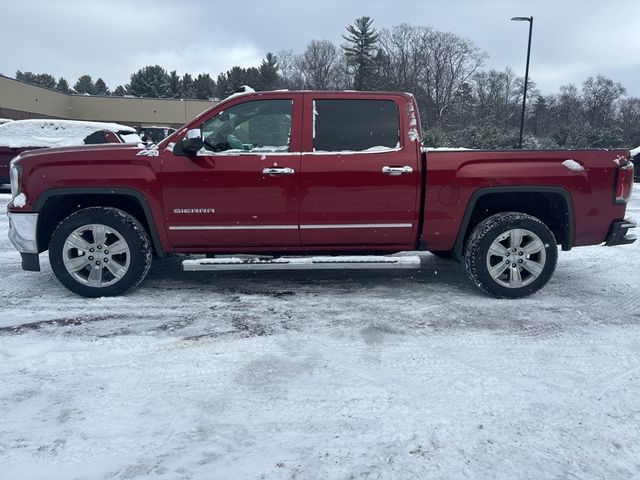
[0,75,216,128]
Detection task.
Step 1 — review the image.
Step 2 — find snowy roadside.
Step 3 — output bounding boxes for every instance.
[0,191,639,479]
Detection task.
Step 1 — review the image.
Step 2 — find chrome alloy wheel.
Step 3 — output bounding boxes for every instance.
[485,228,547,289]
[62,223,131,287]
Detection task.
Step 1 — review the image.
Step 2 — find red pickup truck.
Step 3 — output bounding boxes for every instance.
[6,90,636,298]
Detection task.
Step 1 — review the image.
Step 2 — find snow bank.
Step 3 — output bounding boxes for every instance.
[0,119,137,148]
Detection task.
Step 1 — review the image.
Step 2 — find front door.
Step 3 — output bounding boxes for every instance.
[161,96,302,248]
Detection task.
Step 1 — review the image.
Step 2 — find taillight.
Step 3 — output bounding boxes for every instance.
[615,160,634,204]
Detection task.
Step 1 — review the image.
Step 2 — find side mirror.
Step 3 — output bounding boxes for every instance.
[179,128,203,155]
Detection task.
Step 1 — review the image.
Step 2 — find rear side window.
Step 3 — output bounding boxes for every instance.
[313,99,400,152]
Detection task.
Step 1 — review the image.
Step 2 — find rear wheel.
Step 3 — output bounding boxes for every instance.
[464,212,557,298]
[49,207,152,297]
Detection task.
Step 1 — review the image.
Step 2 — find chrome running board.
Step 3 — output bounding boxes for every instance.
[182,255,422,271]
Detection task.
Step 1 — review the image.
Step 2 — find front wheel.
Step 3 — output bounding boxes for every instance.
[49,207,152,297]
[464,212,558,298]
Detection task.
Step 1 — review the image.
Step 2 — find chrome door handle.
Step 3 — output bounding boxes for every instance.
[262,167,295,175]
[382,166,413,175]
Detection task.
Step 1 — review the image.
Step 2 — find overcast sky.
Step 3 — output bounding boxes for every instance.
[2,0,639,96]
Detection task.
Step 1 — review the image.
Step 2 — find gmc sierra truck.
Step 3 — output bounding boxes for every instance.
[6,90,637,298]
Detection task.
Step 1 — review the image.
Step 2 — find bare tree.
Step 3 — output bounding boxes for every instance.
[582,75,626,129]
[297,40,343,90]
[276,49,305,89]
[617,97,640,147]
[421,30,487,127]
[378,24,428,93]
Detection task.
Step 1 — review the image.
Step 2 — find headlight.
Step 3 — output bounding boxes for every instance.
[10,159,21,199]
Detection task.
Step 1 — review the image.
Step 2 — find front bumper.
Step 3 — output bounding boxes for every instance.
[605,219,637,246]
[7,212,41,271]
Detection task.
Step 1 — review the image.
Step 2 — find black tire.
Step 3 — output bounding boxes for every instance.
[49,207,152,297]
[464,212,558,298]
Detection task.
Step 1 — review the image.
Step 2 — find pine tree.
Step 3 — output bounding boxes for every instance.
[215,66,260,98]
[16,71,57,89]
[127,65,170,97]
[55,77,72,94]
[342,16,380,90]
[168,70,181,98]
[94,78,110,95]
[193,73,216,99]
[112,85,127,96]
[74,75,96,94]
[256,53,280,91]
[181,73,196,98]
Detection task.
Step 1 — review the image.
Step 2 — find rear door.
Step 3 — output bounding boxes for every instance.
[298,94,421,248]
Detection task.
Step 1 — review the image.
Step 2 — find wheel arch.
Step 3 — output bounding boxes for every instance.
[33,188,164,257]
[453,186,574,260]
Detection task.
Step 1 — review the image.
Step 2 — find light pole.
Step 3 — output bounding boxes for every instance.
[511,16,533,149]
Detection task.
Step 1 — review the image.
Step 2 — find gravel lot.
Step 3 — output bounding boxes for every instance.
[1,190,639,479]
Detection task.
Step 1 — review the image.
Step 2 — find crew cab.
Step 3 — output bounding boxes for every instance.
[6,90,637,298]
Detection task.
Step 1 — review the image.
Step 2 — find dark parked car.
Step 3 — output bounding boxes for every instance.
[137,126,176,143]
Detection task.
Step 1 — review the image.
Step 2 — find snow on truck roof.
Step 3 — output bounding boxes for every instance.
[0,119,137,148]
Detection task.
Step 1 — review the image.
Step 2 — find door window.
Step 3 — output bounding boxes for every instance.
[200,99,293,153]
[313,99,400,152]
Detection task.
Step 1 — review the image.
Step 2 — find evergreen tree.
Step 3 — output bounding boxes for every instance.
[74,75,96,94]
[342,16,380,90]
[16,71,57,89]
[181,73,196,98]
[256,53,280,91]
[216,66,260,98]
[112,85,127,96]
[55,77,72,94]
[193,73,216,99]
[168,70,182,98]
[127,65,170,97]
[94,78,110,95]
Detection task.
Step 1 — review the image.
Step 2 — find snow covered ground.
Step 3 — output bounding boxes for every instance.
[0,191,639,480]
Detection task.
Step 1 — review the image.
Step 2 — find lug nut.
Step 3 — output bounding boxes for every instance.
[88,256,94,261]
[104,250,109,255]
[96,261,101,265]
[519,252,523,256]
[97,245,102,250]
[512,263,517,267]
[518,259,523,264]
[89,248,94,253]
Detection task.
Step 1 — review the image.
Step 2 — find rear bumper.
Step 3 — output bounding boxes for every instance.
[7,212,41,271]
[605,219,636,246]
